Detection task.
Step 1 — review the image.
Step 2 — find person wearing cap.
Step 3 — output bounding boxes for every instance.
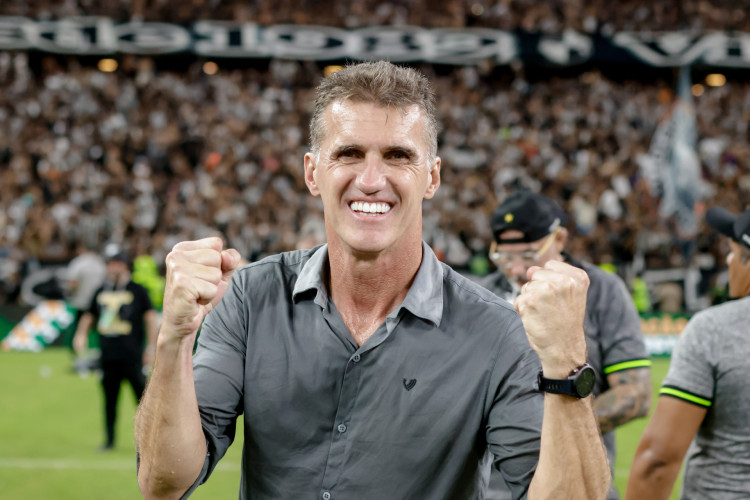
[480,189,652,500]
[73,248,159,451]
[626,206,750,499]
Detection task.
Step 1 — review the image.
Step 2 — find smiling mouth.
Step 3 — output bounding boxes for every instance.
[349,201,392,216]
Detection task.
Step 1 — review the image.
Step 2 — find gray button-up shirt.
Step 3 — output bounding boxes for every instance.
[186,242,543,499]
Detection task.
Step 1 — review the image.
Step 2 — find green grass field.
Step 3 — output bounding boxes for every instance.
[0,349,678,499]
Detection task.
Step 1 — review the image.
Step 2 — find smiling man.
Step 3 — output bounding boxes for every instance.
[135,61,610,500]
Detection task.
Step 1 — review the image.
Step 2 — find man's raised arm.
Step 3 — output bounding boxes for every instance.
[135,237,240,500]
[515,261,611,499]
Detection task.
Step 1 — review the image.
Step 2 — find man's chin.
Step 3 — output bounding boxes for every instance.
[341,239,389,258]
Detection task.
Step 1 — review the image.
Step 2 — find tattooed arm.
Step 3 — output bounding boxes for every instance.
[594,367,652,434]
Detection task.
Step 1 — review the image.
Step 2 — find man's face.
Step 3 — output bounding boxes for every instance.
[106,260,128,279]
[492,229,563,285]
[304,100,440,256]
[727,240,750,298]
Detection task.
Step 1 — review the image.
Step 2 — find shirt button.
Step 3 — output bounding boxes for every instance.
[337,423,347,433]
[322,492,331,500]
[352,354,360,362]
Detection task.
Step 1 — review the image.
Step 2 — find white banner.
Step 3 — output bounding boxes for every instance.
[2,17,750,67]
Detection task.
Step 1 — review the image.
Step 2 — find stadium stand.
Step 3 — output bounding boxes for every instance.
[1,0,749,31]
[0,2,749,313]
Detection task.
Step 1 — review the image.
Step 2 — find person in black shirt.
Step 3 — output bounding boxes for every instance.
[73,249,159,451]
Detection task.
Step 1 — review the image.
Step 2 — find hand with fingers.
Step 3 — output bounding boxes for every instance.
[514,260,590,378]
[161,237,242,344]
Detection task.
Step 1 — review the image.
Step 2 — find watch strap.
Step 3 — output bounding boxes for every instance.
[538,363,595,398]
[538,376,577,395]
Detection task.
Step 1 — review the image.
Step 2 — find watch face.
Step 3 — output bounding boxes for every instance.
[575,366,596,397]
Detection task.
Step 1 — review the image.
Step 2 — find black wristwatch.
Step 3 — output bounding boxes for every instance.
[538,363,596,398]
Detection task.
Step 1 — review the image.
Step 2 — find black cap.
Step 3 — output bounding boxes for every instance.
[705,206,750,250]
[491,191,568,244]
[105,246,132,268]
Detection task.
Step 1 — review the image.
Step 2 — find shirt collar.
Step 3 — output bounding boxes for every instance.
[292,241,444,327]
[394,241,443,327]
[292,244,330,308]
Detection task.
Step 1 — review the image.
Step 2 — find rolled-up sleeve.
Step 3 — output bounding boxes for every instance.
[485,316,544,500]
[183,271,248,495]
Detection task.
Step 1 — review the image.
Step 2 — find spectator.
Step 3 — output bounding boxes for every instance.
[64,239,108,331]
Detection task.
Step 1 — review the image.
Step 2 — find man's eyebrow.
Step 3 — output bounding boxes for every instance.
[383,145,418,158]
[330,144,362,156]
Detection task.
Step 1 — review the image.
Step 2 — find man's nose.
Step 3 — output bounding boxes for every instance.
[356,155,387,193]
[507,258,528,279]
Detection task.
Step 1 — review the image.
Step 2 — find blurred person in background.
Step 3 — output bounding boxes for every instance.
[135,61,610,500]
[65,240,107,330]
[73,247,158,451]
[627,206,750,500]
[480,189,652,500]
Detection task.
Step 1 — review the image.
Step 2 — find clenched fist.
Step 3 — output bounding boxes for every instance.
[514,260,589,378]
[161,237,241,342]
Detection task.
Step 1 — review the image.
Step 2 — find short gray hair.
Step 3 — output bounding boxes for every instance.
[309,61,439,161]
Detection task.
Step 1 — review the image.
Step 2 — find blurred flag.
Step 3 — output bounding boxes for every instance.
[0,300,75,352]
[640,66,702,237]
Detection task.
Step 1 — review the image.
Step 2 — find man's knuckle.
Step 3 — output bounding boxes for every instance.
[209,267,223,283]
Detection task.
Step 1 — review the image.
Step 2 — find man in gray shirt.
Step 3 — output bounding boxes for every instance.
[479,190,652,500]
[65,242,107,324]
[135,61,610,499]
[627,205,750,499]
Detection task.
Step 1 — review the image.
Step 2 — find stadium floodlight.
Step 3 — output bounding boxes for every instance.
[705,73,726,87]
[323,65,343,77]
[203,61,218,75]
[97,58,118,72]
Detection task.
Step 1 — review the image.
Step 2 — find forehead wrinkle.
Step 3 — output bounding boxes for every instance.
[322,100,431,169]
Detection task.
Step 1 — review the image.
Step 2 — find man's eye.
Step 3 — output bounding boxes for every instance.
[387,151,410,161]
[337,149,360,160]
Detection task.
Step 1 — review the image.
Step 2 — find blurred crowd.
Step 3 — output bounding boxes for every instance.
[1,0,748,33]
[1,52,749,307]
[0,1,749,308]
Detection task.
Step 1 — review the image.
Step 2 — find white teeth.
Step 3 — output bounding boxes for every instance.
[349,201,391,215]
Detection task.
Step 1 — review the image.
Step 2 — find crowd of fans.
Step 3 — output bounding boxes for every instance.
[1,51,748,308]
[1,0,748,33]
[0,2,749,309]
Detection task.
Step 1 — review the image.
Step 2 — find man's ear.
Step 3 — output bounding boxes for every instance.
[304,152,320,196]
[423,157,441,200]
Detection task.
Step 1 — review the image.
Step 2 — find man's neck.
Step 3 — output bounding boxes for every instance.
[326,240,423,346]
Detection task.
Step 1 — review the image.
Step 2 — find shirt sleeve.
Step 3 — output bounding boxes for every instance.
[486,315,543,500]
[594,272,651,376]
[184,270,248,493]
[660,311,715,408]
